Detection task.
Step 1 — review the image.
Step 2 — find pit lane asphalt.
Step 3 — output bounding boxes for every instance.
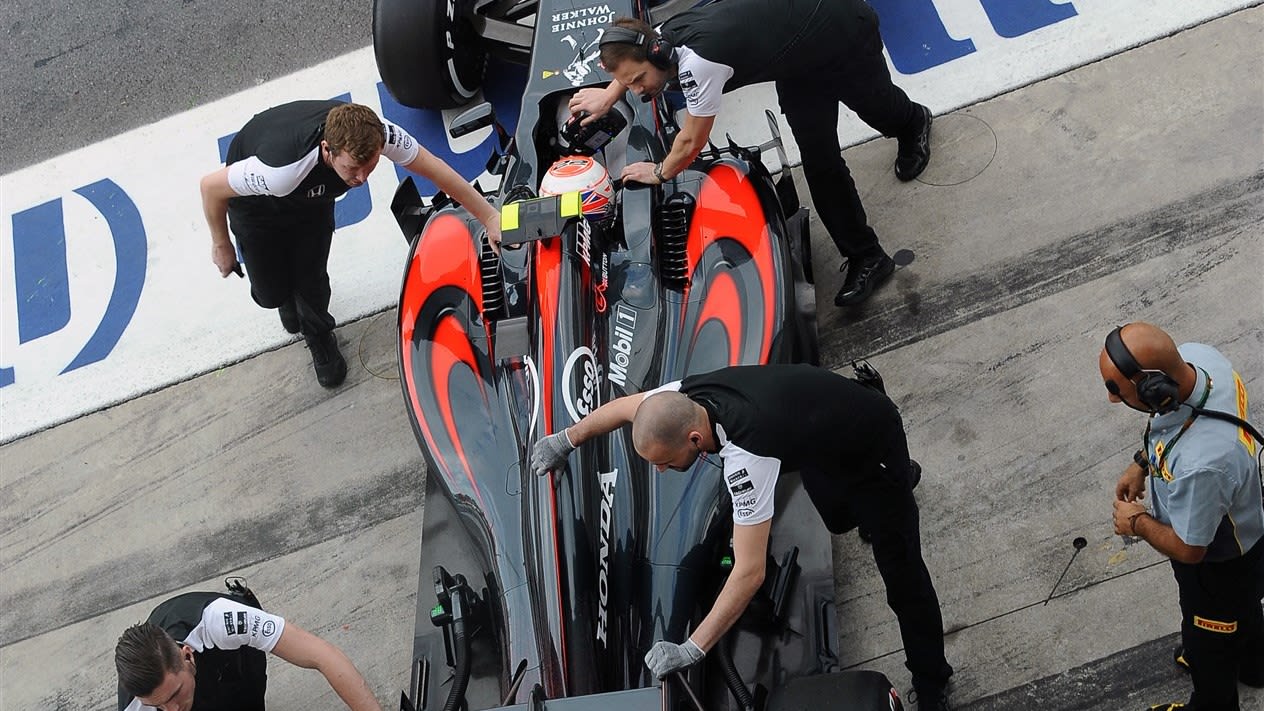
[0,0,370,175]
[2,6,1262,711]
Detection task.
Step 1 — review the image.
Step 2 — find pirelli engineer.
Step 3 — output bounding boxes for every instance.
[532,364,955,710]
[570,0,933,308]
[1101,323,1264,711]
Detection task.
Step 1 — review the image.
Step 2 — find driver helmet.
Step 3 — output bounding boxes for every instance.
[540,156,615,222]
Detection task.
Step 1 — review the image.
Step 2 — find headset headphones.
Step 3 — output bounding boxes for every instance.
[1104,326,1182,414]
[599,25,677,71]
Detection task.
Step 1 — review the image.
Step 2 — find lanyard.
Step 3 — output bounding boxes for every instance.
[1144,368,1212,475]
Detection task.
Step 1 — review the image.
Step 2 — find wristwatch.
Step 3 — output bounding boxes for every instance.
[653,162,667,183]
[1133,449,1150,472]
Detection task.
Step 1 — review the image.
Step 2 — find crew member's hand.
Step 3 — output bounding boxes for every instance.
[484,212,503,255]
[1115,464,1147,503]
[212,241,240,278]
[531,430,576,477]
[621,161,660,185]
[644,639,704,679]
[1112,499,1148,536]
[568,88,616,123]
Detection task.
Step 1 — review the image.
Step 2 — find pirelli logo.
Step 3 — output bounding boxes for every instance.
[1233,372,1256,455]
[1193,615,1237,634]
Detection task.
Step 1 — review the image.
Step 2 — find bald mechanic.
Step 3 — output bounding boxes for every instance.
[571,1,933,307]
[531,364,954,709]
[1101,323,1264,711]
[115,584,383,711]
[200,100,501,388]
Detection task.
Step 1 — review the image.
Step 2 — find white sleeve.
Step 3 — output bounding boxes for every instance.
[676,47,733,118]
[226,148,321,197]
[721,444,780,526]
[381,121,421,165]
[641,380,683,401]
[185,598,287,654]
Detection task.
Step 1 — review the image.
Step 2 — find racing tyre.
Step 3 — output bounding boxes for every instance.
[373,0,487,109]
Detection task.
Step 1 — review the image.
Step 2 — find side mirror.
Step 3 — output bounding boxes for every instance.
[450,102,496,139]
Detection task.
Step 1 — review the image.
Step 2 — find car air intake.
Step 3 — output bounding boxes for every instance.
[656,192,694,288]
[479,234,505,318]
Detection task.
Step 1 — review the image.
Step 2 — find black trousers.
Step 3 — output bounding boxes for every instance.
[1171,538,1264,710]
[801,425,953,690]
[230,215,336,337]
[775,9,919,262]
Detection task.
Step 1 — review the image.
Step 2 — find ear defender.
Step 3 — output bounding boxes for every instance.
[599,26,677,70]
[1105,326,1181,414]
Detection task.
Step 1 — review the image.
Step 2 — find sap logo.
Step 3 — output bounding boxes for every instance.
[2,179,147,389]
[870,0,1078,74]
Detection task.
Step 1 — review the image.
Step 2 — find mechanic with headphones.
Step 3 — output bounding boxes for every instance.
[532,363,955,710]
[1100,322,1264,711]
[114,579,385,711]
[569,0,932,307]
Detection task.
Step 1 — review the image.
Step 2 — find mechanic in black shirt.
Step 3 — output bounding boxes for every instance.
[115,585,383,711]
[532,364,955,709]
[571,0,932,307]
[200,100,501,387]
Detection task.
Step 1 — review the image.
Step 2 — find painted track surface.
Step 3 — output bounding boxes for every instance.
[2,2,1263,710]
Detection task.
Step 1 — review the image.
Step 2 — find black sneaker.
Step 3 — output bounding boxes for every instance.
[895,104,933,182]
[305,331,347,388]
[909,684,953,711]
[278,297,300,334]
[1172,645,1189,673]
[835,253,895,306]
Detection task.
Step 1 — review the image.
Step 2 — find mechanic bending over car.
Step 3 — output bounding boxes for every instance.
[532,363,955,710]
[569,0,933,307]
[199,100,501,388]
[114,581,384,711]
[1100,323,1264,711]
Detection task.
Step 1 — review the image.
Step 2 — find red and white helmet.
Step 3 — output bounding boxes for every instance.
[540,156,615,222]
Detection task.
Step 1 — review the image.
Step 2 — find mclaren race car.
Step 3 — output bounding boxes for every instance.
[386,0,902,709]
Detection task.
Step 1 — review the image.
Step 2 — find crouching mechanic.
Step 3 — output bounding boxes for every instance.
[200,100,501,388]
[1101,322,1264,711]
[115,583,383,711]
[531,364,954,709]
[571,0,933,307]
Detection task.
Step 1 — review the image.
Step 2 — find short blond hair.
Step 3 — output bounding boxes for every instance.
[324,103,385,163]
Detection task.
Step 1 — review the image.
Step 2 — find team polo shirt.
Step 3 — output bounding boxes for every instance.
[225,99,420,228]
[1147,343,1263,561]
[646,364,902,527]
[120,593,286,711]
[659,0,877,117]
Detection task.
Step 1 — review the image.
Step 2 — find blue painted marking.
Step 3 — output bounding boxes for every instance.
[11,198,71,344]
[870,0,977,75]
[378,60,528,191]
[0,367,13,388]
[980,0,1078,39]
[62,179,147,374]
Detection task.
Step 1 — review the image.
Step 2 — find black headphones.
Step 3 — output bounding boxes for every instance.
[1104,325,1182,414]
[599,25,677,70]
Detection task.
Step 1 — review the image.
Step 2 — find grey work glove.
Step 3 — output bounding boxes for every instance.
[644,639,704,679]
[531,430,575,477]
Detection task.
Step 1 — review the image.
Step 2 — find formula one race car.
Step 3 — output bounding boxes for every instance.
[374,0,710,109]
[386,1,902,709]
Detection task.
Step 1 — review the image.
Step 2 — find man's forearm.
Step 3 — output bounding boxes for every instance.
[565,394,641,445]
[319,654,384,711]
[1133,515,1206,564]
[661,133,704,179]
[688,567,763,652]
